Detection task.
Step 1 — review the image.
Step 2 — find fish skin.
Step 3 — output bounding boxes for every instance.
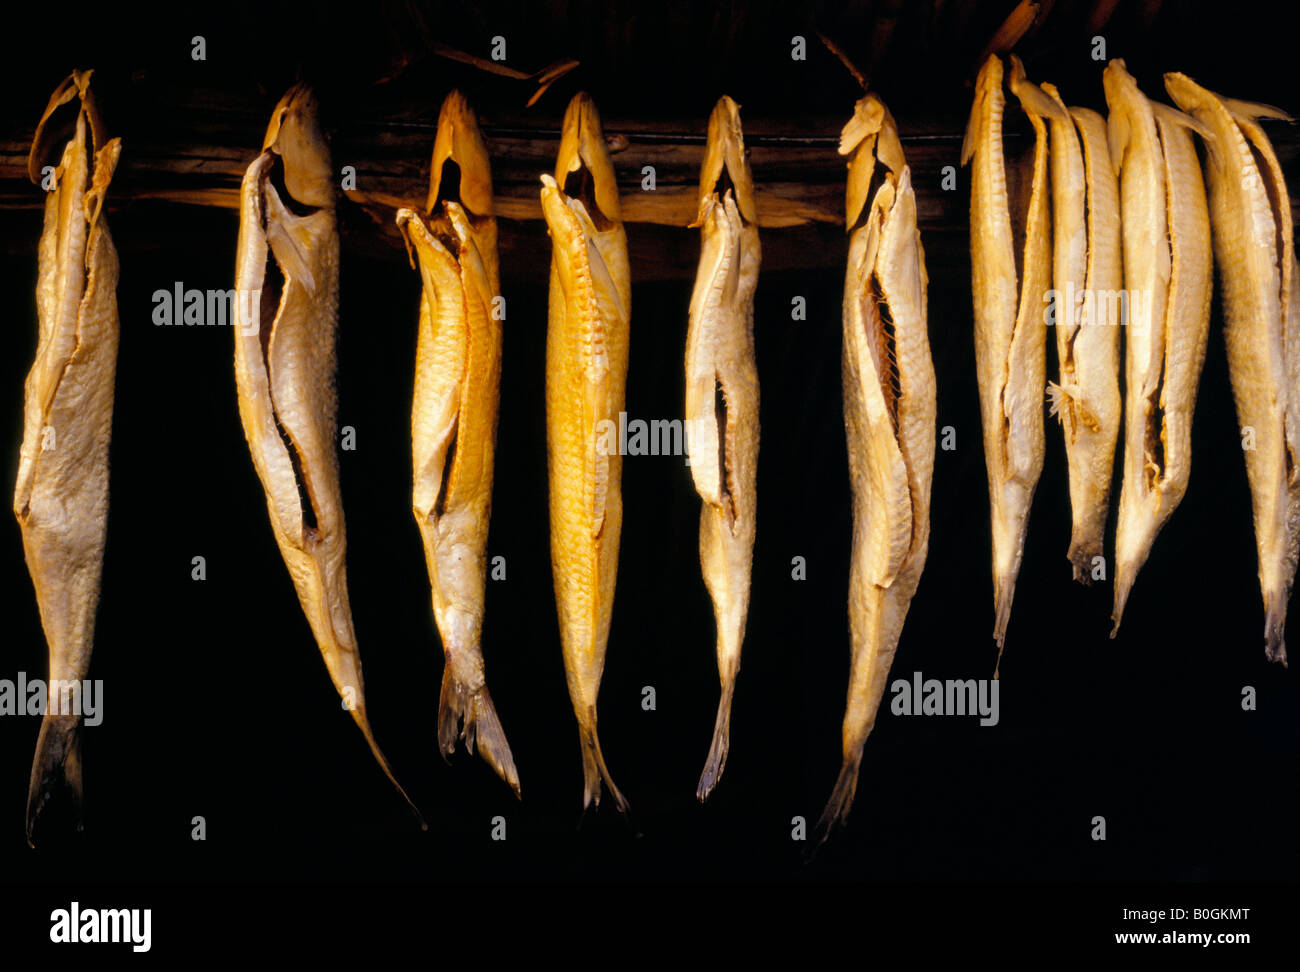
[685,96,761,802]
[1104,62,1213,635]
[542,93,632,813]
[15,71,120,845]
[962,55,1060,668]
[396,91,519,796]
[1041,87,1122,583]
[816,95,936,841]
[234,85,423,824]
[1166,73,1299,665]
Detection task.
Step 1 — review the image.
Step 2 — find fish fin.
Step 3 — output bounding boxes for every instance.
[1151,101,1214,143]
[1045,381,1067,419]
[811,750,864,852]
[437,666,522,797]
[1222,97,1294,125]
[1111,562,1136,638]
[264,188,317,294]
[1008,55,1067,124]
[695,678,736,802]
[579,711,629,816]
[1264,589,1290,667]
[25,714,83,847]
[993,570,1018,666]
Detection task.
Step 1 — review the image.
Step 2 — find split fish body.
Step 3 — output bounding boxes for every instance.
[685,96,761,802]
[1166,72,1299,664]
[15,71,121,844]
[396,91,518,794]
[1104,61,1213,634]
[817,94,936,840]
[542,93,632,812]
[1041,85,1122,582]
[962,55,1061,667]
[234,85,422,822]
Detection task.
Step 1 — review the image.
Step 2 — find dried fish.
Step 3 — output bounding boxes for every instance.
[396,91,518,794]
[962,55,1061,667]
[685,96,761,802]
[542,93,632,812]
[817,94,936,839]
[234,85,422,822]
[1040,86,1122,582]
[1104,61,1213,634]
[15,71,120,844]
[1165,73,1298,664]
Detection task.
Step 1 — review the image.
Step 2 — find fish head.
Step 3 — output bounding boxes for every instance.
[427,89,494,219]
[694,95,757,228]
[555,92,622,226]
[841,93,908,231]
[262,83,334,210]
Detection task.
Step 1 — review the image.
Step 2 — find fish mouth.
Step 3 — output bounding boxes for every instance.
[262,83,334,210]
[426,90,494,220]
[555,92,620,229]
[695,95,758,227]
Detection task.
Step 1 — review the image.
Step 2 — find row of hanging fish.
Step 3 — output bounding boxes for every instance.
[964,54,1299,674]
[12,66,1294,845]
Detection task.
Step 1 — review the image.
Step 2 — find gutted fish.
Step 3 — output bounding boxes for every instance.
[817,93,936,840]
[234,84,422,822]
[1104,61,1213,634]
[1166,72,1298,664]
[962,55,1061,668]
[396,91,519,794]
[1040,85,1122,582]
[685,96,761,802]
[542,93,632,812]
[15,70,120,844]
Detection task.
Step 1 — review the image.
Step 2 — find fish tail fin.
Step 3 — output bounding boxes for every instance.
[1067,531,1101,586]
[811,748,864,852]
[26,713,84,847]
[578,710,629,816]
[437,665,522,797]
[350,705,428,830]
[696,678,737,803]
[1264,588,1290,667]
[992,569,1017,673]
[1111,561,1136,639]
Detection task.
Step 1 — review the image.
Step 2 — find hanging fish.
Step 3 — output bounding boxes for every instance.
[817,93,936,840]
[1165,72,1298,664]
[541,93,632,813]
[234,84,422,823]
[962,55,1061,670]
[1103,61,1213,635]
[1040,84,1122,583]
[685,96,761,802]
[396,90,518,794]
[15,70,121,844]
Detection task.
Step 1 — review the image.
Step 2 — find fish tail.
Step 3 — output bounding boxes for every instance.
[1067,531,1100,586]
[578,708,629,815]
[26,713,84,847]
[437,665,522,797]
[812,748,864,850]
[1111,560,1137,639]
[696,678,737,803]
[992,569,1017,673]
[349,705,428,830]
[1264,588,1290,667]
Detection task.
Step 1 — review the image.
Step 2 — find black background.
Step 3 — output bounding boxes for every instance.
[1,0,1298,924]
